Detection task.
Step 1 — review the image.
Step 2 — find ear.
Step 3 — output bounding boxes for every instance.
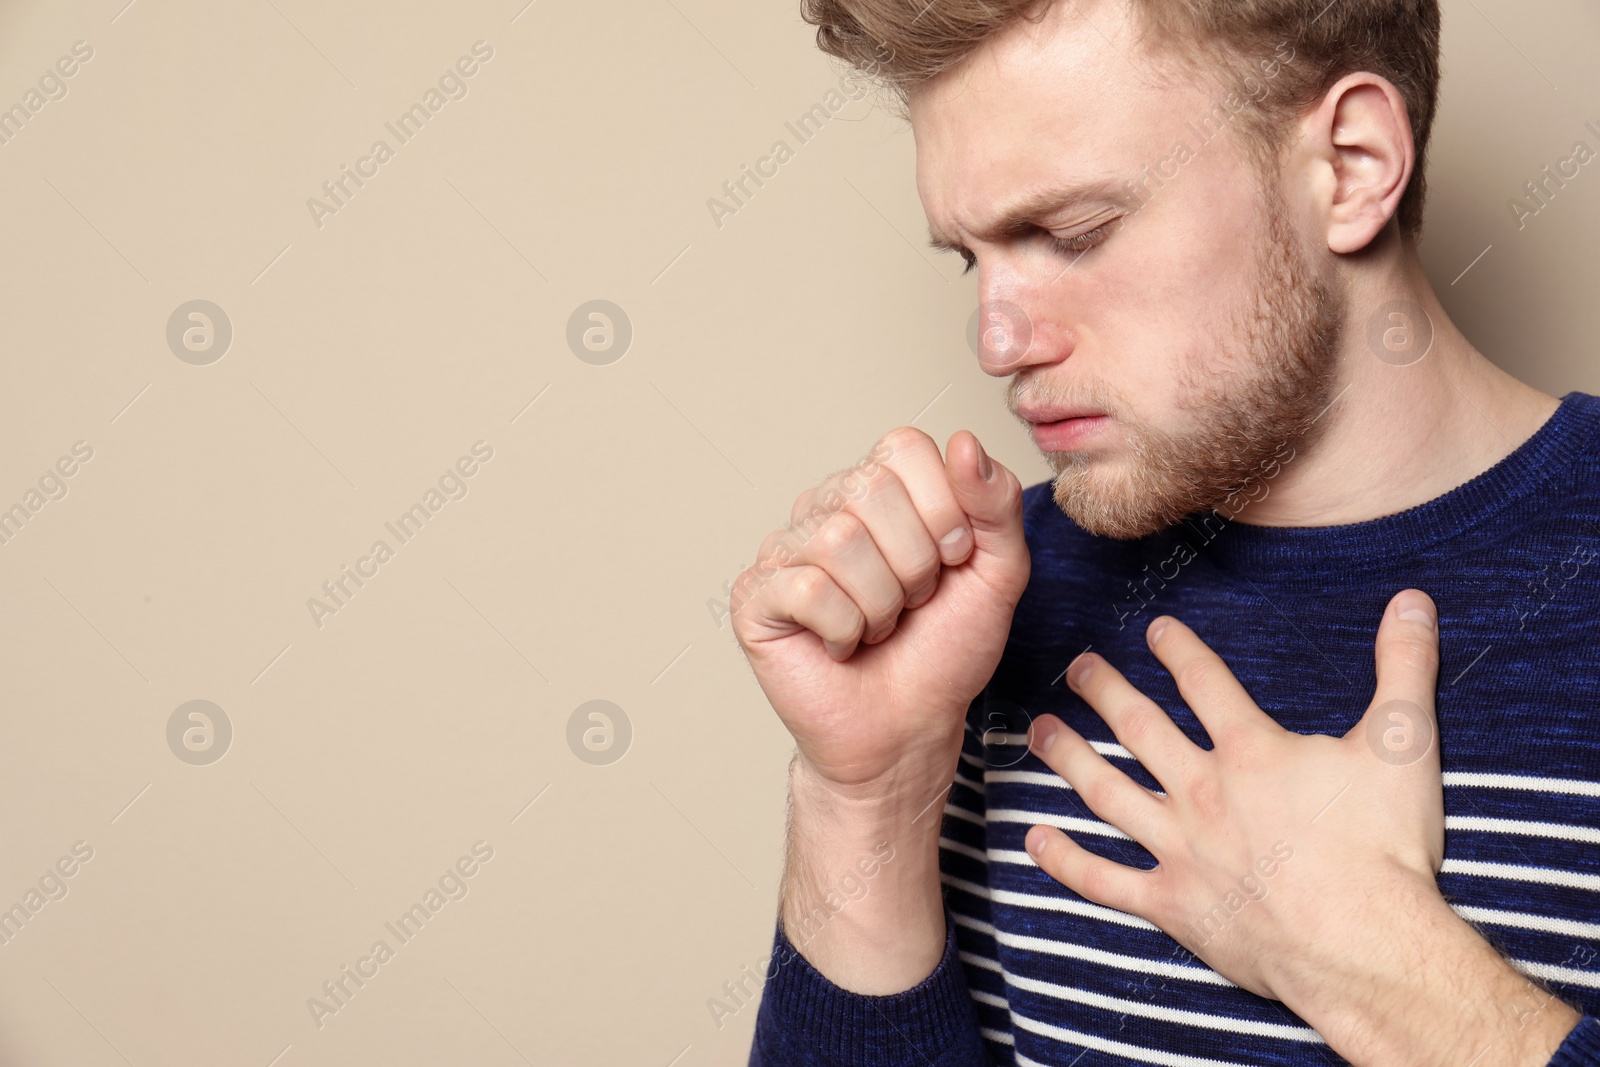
[1302,73,1415,254]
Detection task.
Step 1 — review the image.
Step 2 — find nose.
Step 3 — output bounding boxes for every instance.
[968,248,1075,375]
[969,295,1028,376]
[972,294,1073,376]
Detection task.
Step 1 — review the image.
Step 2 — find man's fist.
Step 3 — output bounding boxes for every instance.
[730,427,1032,794]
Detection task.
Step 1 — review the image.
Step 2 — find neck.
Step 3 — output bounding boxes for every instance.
[1226,234,1561,528]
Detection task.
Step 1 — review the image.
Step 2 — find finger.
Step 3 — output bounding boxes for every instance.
[791,448,943,618]
[1029,714,1170,850]
[872,427,977,567]
[1062,653,1199,791]
[1025,823,1155,917]
[788,485,817,528]
[790,429,964,576]
[944,430,1031,604]
[1371,589,1440,710]
[1145,617,1276,748]
[729,563,866,661]
[825,458,946,612]
[756,523,900,632]
[1350,589,1440,766]
[785,510,909,645]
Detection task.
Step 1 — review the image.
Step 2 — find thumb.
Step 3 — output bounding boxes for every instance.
[945,431,1030,597]
[1350,588,1441,768]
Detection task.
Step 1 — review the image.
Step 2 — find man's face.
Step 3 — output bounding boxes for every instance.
[911,0,1345,538]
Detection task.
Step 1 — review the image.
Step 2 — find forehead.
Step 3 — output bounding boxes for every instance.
[909,2,1209,239]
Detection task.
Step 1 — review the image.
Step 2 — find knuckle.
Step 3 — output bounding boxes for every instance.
[877,425,932,461]
[1116,702,1160,747]
[789,566,834,607]
[1176,657,1216,693]
[729,563,766,614]
[811,514,867,558]
[1079,862,1115,902]
[756,529,793,566]
[791,496,832,537]
[864,598,902,639]
[1211,723,1255,756]
[1081,774,1119,814]
[842,458,895,498]
[1386,634,1440,675]
[904,551,941,595]
[835,614,866,646]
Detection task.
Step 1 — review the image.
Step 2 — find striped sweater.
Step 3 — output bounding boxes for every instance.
[752,391,1600,1066]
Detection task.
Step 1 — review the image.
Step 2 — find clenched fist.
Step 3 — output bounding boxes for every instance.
[731,427,1032,795]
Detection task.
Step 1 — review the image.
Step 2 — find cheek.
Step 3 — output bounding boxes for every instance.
[1053,268,1223,425]
[1091,177,1270,415]
[1159,150,1277,335]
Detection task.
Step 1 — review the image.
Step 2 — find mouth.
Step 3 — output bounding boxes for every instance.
[1017,404,1103,424]
[1025,413,1111,452]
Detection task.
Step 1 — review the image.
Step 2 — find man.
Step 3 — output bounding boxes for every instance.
[730,0,1599,1064]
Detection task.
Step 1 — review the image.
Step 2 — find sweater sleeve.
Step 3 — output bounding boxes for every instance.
[1548,1015,1600,1066]
[747,899,992,1067]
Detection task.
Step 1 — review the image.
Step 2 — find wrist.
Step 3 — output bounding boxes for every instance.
[789,743,961,826]
[1270,868,1580,1066]
[780,751,957,994]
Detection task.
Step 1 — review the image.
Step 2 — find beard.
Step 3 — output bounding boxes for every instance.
[1021,181,1347,540]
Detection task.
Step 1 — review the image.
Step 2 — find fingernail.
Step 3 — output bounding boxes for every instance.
[1147,617,1171,648]
[1066,653,1094,688]
[977,441,994,481]
[823,639,851,660]
[1026,826,1049,857]
[1396,591,1436,630]
[939,526,972,562]
[1030,717,1059,755]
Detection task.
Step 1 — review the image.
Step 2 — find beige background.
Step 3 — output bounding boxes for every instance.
[0,0,1595,1064]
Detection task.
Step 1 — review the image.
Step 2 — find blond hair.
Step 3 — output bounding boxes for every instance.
[800,0,1442,240]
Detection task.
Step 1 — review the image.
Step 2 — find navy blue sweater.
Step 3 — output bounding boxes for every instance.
[752,392,1600,1065]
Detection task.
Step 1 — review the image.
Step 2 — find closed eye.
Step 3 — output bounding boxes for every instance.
[949,219,1119,276]
[1048,219,1117,258]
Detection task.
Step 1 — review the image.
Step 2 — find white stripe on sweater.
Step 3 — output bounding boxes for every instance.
[941,869,1160,931]
[956,949,1321,1041]
[1011,1009,1260,1067]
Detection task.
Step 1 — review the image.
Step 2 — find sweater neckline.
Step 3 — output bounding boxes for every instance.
[1181,391,1596,580]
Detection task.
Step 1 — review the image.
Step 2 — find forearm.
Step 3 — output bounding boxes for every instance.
[779,751,952,993]
[751,746,992,1066]
[1271,870,1580,1066]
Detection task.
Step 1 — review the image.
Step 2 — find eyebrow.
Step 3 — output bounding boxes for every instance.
[927,177,1127,255]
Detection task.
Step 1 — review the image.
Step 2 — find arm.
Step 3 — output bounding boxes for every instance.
[729,427,1030,1065]
[778,755,950,995]
[750,754,990,1065]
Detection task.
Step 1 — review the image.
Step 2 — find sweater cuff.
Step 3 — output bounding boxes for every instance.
[1549,1015,1600,1066]
[750,903,987,1066]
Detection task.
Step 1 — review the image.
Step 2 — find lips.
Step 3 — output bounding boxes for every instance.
[1016,406,1105,424]
[1024,411,1111,451]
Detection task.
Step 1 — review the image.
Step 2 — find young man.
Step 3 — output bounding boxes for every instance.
[731,0,1599,1063]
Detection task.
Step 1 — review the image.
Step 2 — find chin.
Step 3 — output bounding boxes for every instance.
[1049,456,1208,540]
